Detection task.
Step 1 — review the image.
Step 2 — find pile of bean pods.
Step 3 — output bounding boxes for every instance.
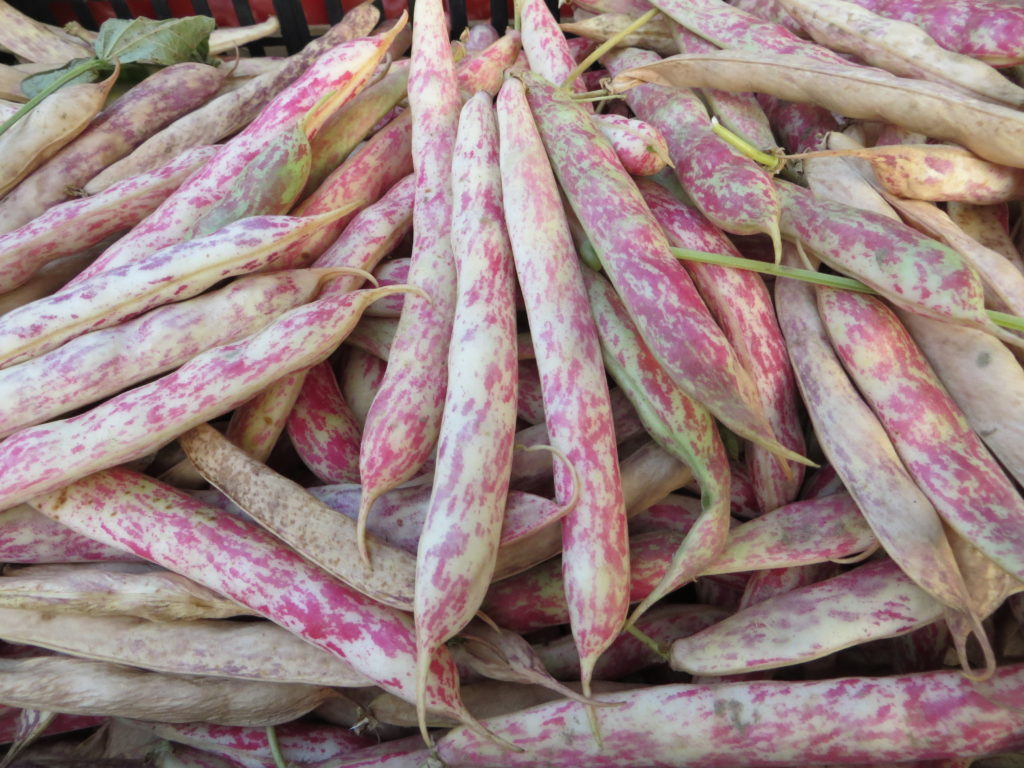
[1,0,1024,764]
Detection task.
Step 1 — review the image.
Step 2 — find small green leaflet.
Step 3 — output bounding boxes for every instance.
[21,16,217,100]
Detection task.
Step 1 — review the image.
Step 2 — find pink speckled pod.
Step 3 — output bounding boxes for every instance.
[818,287,1024,586]
[521,70,802,466]
[639,179,803,513]
[776,180,1014,346]
[83,7,383,194]
[845,0,1024,67]
[671,558,943,676]
[287,362,362,484]
[774,263,974,618]
[434,664,1024,765]
[129,721,373,767]
[413,91,518,740]
[355,0,479,560]
[0,211,342,370]
[521,0,589,99]
[29,468,483,734]
[602,47,781,250]
[497,76,628,696]
[584,268,730,623]
[592,114,670,176]
[0,145,215,294]
[0,62,227,235]
[74,27,401,282]
[0,284,409,511]
[0,271,324,439]
[341,348,388,430]
[0,505,136,563]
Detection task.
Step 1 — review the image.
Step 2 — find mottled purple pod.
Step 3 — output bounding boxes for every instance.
[83,8,383,194]
[286,362,362,484]
[584,268,731,623]
[671,559,943,675]
[818,287,1024,587]
[0,63,227,234]
[521,69,801,465]
[592,113,671,176]
[413,91,518,742]
[0,145,215,295]
[29,468,488,735]
[0,284,413,511]
[774,264,975,618]
[0,271,324,439]
[434,664,1024,765]
[602,47,782,251]
[355,0,468,561]
[497,76,629,696]
[639,179,803,512]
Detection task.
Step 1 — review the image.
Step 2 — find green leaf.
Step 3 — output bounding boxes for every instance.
[20,58,110,100]
[93,16,217,67]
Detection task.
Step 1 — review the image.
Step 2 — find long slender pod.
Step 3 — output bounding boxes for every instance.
[29,468,487,735]
[0,63,227,235]
[639,179,804,511]
[520,0,589,97]
[0,506,137,563]
[497,76,629,698]
[181,423,417,611]
[0,211,345,369]
[0,271,325,438]
[355,0,463,562]
[0,284,414,512]
[73,25,403,283]
[774,179,1016,346]
[0,145,216,295]
[433,664,1024,766]
[583,268,730,623]
[608,49,1024,170]
[773,261,975,619]
[520,70,803,464]
[818,287,1024,587]
[83,6,383,194]
[222,174,415,470]
[601,47,781,253]
[414,91,518,743]
[899,312,1024,488]
[671,559,943,676]
[0,608,373,687]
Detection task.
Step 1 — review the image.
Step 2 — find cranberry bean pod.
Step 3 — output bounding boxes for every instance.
[0,284,413,511]
[74,28,401,283]
[413,91,518,738]
[818,287,1024,585]
[0,271,324,439]
[0,63,227,235]
[497,76,629,692]
[639,179,804,512]
[29,468,486,734]
[0,145,215,295]
[522,69,803,465]
[0,211,342,370]
[774,265,974,617]
[434,664,1024,766]
[81,6,384,194]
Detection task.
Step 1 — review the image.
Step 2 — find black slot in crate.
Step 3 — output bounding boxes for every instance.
[8,0,561,50]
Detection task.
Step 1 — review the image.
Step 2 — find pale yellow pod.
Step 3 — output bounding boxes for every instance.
[0,0,92,63]
[777,0,1024,107]
[208,16,281,55]
[0,69,118,199]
